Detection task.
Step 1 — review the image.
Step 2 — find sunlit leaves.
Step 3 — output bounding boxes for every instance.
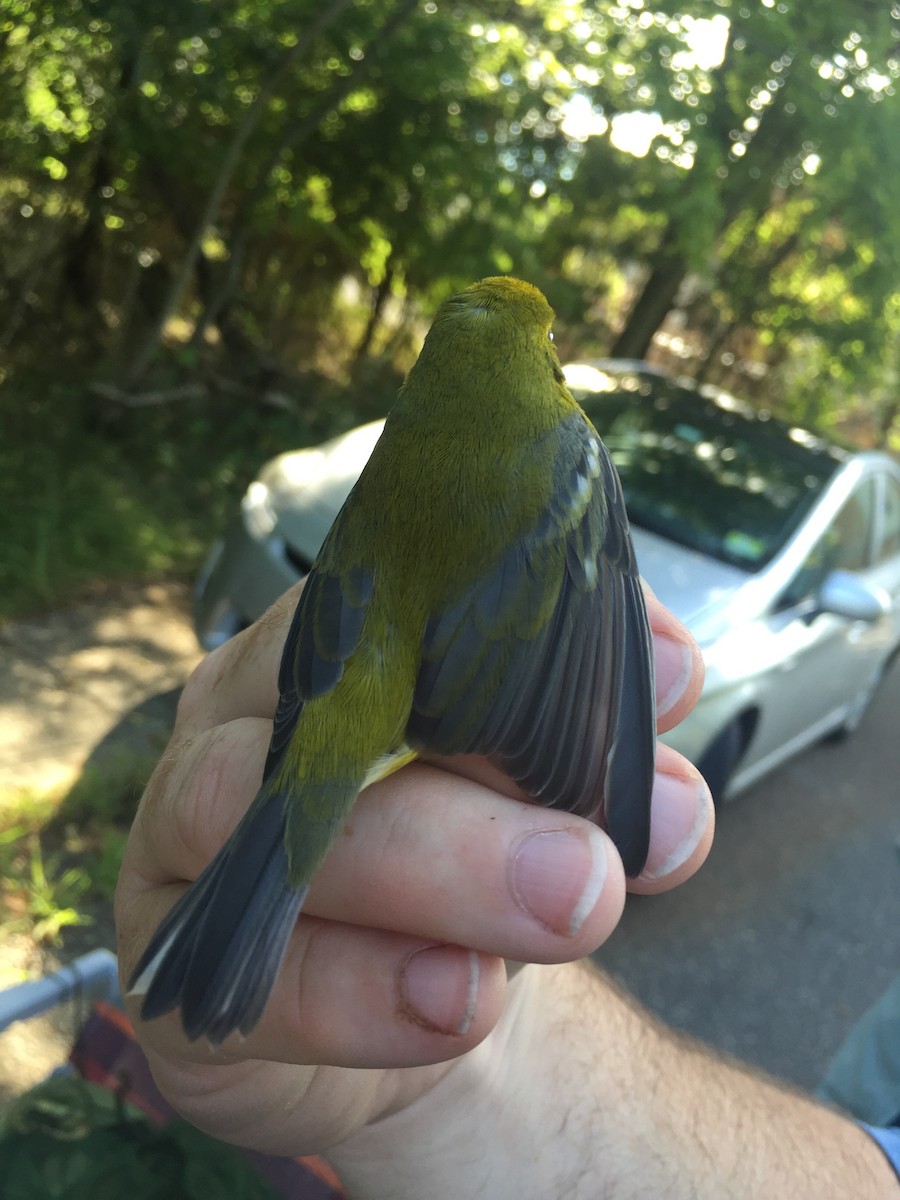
[1,0,898,439]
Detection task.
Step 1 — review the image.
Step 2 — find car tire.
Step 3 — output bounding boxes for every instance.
[697,719,747,806]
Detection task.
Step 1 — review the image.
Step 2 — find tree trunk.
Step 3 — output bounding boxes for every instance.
[693,317,738,385]
[609,255,687,361]
[61,44,140,316]
[878,397,899,448]
[190,0,420,351]
[350,261,396,371]
[608,25,746,364]
[124,0,357,388]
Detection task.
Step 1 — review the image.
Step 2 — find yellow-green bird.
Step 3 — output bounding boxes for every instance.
[129,277,656,1044]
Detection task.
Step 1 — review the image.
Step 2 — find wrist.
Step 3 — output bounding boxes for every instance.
[328,960,899,1200]
[328,962,624,1199]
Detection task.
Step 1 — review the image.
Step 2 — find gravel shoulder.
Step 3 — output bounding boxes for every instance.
[0,580,203,1102]
[0,581,202,802]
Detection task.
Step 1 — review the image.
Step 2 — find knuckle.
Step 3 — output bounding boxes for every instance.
[175,648,228,728]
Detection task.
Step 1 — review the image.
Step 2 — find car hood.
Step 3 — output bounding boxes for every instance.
[628,527,750,643]
[265,420,387,560]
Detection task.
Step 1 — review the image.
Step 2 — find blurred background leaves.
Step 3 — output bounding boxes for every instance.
[1,0,898,618]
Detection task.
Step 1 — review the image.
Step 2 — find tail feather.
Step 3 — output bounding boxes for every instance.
[603,573,656,876]
[128,787,305,1045]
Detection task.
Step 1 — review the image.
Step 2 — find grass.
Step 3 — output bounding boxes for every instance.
[0,1074,282,1198]
[0,750,160,949]
[0,368,387,621]
[57,747,162,829]
[0,830,92,945]
[2,394,198,620]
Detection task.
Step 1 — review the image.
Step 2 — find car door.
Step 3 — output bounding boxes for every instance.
[825,471,900,705]
[864,469,900,655]
[745,475,882,763]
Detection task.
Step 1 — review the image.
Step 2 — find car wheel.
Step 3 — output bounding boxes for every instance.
[697,719,747,806]
[825,647,898,743]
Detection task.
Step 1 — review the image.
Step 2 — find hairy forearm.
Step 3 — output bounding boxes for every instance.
[330,961,897,1199]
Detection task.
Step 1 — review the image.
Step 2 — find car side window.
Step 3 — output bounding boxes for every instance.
[776,478,878,610]
[875,476,900,564]
[828,477,877,572]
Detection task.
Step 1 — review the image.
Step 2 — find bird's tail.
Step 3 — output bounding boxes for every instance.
[126,746,417,1045]
[127,784,307,1045]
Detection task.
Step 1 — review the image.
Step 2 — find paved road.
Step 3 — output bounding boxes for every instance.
[597,662,900,1091]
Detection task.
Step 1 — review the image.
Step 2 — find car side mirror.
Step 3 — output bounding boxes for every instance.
[817,569,890,623]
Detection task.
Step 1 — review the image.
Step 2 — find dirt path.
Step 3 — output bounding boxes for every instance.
[0,581,202,800]
[0,581,204,1102]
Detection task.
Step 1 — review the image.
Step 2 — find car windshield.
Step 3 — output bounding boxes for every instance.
[571,368,846,571]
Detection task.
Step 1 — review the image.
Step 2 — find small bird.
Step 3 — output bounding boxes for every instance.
[128,277,656,1044]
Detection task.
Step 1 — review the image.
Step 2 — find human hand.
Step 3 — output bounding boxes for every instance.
[115,582,711,1159]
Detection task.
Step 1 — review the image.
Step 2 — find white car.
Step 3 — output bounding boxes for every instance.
[195,362,900,801]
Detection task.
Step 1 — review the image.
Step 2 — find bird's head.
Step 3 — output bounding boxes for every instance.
[393,276,568,426]
[436,276,556,342]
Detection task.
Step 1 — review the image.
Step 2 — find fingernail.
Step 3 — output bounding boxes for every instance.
[640,772,711,880]
[655,636,694,719]
[510,826,607,936]
[400,946,480,1036]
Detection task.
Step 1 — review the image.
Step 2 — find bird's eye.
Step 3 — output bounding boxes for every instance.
[548,329,555,342]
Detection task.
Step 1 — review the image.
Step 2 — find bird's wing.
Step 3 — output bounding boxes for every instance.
[407,409,655,876]
[263,517,375,782]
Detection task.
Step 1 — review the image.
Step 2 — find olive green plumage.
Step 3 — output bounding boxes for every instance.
[128,277,656,1044]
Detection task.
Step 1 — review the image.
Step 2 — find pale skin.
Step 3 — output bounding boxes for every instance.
[115,583,897,1197]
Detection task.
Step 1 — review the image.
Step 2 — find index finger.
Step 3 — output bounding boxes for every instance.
[174,583,304,739]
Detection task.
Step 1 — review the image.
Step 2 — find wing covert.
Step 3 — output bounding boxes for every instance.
[263,510,375,783]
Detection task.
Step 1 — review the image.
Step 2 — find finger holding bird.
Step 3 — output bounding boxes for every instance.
[119,586,706,984]
[117,637,709,1069]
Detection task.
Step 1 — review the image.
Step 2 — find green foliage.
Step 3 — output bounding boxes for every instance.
[91,827,132,900]
[1,0,899,617]
[0,831,92,945]
[0,388,196,617]
[0,373,358,619]
[0,1076,279,1200]
[0,746,162,944]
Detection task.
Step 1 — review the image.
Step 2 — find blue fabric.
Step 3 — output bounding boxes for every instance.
[861,1124,900,1180]
[819,973,900,1126]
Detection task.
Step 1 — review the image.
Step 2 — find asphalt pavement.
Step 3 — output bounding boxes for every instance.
[597,662,900,1092]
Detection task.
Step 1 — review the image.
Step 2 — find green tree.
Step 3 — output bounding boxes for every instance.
[553,2,899,387]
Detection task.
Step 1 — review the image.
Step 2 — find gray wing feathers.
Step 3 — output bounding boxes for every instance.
[601,570,656,872]
[408,412,655,876]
